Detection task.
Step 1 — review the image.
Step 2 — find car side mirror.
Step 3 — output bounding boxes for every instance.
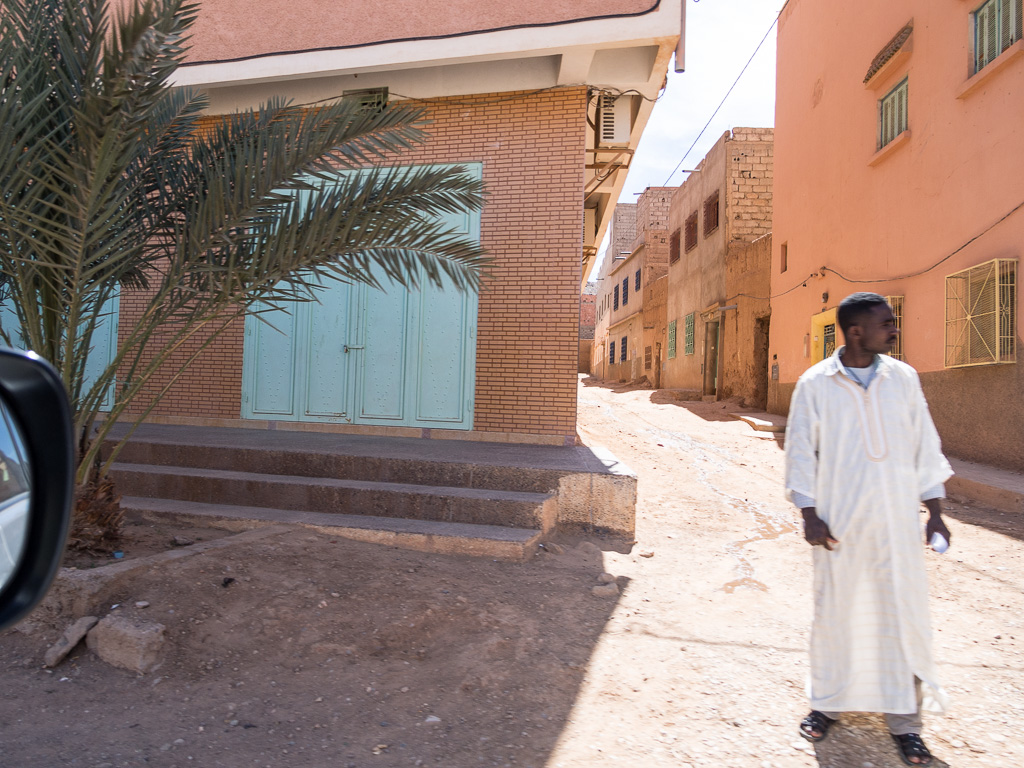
[0,348,74,631]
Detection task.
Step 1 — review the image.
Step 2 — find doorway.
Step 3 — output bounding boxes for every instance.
[703,320,720,396]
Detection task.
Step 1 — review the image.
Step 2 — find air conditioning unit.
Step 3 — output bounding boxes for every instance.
[583,208,597,247]
[597,94,631,147]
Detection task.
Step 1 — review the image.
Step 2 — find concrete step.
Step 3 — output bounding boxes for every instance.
[111,463,557,530]
[121,497,543,562]
[109,439,565,494]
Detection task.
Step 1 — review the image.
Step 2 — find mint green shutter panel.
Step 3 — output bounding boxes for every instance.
[413,208,475,424]
[304,280,353,418]
[244,304,301,418]
[353,174,479,429]
[1,292,119,410]
[356,272,410,421]
[83,292,120,410]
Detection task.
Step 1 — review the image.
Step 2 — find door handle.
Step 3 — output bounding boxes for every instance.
[344,344,364,353]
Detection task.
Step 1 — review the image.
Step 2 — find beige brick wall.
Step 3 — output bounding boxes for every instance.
[119,88,588,439]
[727,128,774,244]
[633,187,674,247]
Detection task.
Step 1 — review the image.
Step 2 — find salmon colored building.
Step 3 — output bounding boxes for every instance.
[770,0,1024,469]
[112,0,683,446]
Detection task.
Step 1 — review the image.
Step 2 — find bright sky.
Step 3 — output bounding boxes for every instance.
[594,0,785,271]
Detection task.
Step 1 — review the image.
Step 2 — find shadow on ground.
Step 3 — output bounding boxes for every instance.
[811,713,950,768]
[0,527,624,768]
[942,497,1024,543]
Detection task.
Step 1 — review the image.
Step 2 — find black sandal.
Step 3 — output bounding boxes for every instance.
[799,710,837,743]
[891,733,933,766]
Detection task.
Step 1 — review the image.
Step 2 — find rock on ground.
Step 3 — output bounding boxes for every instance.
[43,616,99,668]
[86,615,166,674]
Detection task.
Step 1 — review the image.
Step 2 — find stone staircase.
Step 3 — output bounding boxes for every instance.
[105,425,635,561]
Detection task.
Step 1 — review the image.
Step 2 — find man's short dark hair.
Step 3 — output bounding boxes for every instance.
[837,292,889,334]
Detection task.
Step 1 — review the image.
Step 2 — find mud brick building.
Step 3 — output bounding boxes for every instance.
[593,188,673,383]
[662,128,773,405]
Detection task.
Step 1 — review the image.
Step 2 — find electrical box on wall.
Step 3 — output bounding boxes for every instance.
[597,94,632,147]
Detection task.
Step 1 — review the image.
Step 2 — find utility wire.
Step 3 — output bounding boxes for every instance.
[822,198,1024,283]
[718,197,1024,302]
[662,11,780,185]
[723,272,818,304]
[297,84,660,110]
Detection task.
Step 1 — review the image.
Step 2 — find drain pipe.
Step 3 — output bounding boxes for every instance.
[674,0,686,72]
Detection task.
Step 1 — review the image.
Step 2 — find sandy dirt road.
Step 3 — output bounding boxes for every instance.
[0,376,1021,767]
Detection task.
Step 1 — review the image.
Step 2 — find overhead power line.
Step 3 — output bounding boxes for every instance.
[662,11,780,186]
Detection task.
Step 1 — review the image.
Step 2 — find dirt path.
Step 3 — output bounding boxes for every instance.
[1,376,1021,768]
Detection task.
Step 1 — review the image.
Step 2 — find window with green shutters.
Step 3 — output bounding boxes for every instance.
[668,320,677,359]
[879,78,908,149]
[975,0,1023,73]
[684,313,695,355]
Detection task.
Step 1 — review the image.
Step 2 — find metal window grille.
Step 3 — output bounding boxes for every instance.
[885,295,905,361]
[622,277,629,306]
[620,336,628,362]
[644,345,652,370]
[879,78,908,149]
[823,323,837,358]
[703,190,720,236]
[684,313,695,355]
[343,87,389,113]
[684,213,698,252]
[609,341,616,364]
[635,269,641,292]
[613,285,619,310]
[668,320,677,359]
[975,0,1023,72]
[669,230,681,264]
[945,258,1017,367]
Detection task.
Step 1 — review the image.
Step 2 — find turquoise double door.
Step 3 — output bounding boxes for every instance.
[241,164,480,430]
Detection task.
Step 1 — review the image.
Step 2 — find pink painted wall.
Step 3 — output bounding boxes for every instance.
[770,0,1024,468]
[173,0,658,63]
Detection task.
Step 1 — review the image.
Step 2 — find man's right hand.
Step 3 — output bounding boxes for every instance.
[802,508,839,550]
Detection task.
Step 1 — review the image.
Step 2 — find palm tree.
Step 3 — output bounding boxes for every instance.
[0,0,487,546]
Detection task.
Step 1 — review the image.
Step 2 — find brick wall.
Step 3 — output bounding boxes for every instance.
[119,88,588,438]
[727,128,774,244]
[579,293,596,338]
[609,204,637,260]
[633,187,674,248]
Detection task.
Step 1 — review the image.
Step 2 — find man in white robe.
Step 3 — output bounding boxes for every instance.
[785,293,952,766]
